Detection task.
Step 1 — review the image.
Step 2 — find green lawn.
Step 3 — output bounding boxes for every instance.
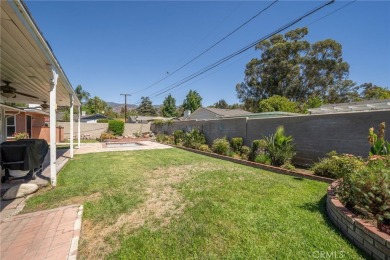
[24,148,364,259]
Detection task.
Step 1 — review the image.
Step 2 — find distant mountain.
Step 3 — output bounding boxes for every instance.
[107,102,137,113]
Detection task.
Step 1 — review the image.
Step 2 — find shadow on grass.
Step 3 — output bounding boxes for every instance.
[298,195,367,258]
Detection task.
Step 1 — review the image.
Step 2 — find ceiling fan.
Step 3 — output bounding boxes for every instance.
[1,80,39,99]
[40,101,49,109]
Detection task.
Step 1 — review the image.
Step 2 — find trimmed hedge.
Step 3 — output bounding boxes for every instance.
[108,120,124,136]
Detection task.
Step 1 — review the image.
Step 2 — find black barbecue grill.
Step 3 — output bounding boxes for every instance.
[1,139,49,183]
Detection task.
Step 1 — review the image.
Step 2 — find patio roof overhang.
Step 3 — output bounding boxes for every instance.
[0,0,80,106]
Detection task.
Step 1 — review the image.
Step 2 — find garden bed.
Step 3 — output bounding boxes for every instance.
[327,180,390,259]
[171,144,334,183]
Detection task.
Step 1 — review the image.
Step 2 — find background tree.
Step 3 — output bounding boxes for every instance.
[212,99,228,109]
[258,95,298,113]
[84,96,108,115]
[236,27,355,112]
[161,94,178,117]
[75,85,90,108]
[182,90,202,112]
[359,83,390,100]
[136,97,157,116]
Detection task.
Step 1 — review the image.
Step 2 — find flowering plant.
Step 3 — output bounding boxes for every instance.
[12,132,29,140]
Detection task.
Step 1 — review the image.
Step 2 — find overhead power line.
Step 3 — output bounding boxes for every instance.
[130,0,279,95]
[138,0,335,102]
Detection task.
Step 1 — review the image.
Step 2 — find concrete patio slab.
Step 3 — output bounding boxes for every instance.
[0,204,83,260]
[74,140,171,155]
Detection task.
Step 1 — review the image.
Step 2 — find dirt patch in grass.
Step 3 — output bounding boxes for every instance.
[80,163,214,259]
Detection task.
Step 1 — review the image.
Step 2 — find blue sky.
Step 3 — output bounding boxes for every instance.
[26,1,389,107]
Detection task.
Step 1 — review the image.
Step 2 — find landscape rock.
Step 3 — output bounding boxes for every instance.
[2,184,39,200]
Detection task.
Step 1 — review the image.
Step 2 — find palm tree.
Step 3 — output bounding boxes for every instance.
[75,85,90,112]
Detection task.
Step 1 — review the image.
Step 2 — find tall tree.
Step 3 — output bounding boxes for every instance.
[136,97,157,116]
[212,99,228,109]
[258,95,298,113]
[182,90,202,112]
[84,96,109,114]
[236,27,355,111]
[75,85,90,104]
[161,94,178,117]
[360,83,390,100]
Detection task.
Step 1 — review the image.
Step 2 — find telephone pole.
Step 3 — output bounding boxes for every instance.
[120,94,131,122]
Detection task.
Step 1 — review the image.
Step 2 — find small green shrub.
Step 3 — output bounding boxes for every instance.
[164,135,174,145]
[263,126,295,167]
[153,119,165,127]
[230,137,243,152]
[255,154,271,165]
[173,130,185,145]
[97,119,109,123]
[240,145,251,160]
[198,144,211,152]
[338,167,390,227]
[183,129,206,149]
[100,131,115,141]
[249,139,267,161]
[108,120,124,136]
[212,137,230,155]
[156,134,167,143]
[311,151,365,178]
[281,162,295,171]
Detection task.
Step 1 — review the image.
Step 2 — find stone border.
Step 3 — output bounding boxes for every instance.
[67,205,83,260]
[326,181,390,259]
[172,145,334,183]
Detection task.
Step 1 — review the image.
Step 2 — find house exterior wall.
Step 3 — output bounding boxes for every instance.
[15,113,25,133]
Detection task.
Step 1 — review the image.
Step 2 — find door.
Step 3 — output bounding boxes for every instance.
[26,115,32,138]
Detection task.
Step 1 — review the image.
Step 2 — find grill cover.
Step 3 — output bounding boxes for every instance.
[1,139,49,170]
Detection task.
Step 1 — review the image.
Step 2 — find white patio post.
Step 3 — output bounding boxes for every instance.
[50,69,59,186]
[69,94,74,158]
[78,106,81,148]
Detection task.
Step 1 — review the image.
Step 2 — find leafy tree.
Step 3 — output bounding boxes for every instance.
[236,27,355,112]
[136,97,157,116]
[75,85,90,106]
[84,96,108,115]
[161,94,178,117]
[360,83,390,100]
[182,90,202,112]
[213,99,228,109]
[258,95,298,113]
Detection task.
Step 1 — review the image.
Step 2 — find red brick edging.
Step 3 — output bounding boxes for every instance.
[326,181,390,259]
[171,145,334,183]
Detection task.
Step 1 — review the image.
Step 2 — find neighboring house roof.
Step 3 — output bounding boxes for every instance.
[202,107,253,117]
[309,99,390,114]
[129,116,172,122]
[186,107,253,120]
[224,111,302,119]
[81,114,108,121]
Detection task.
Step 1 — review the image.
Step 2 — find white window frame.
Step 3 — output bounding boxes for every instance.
[6,115,16,138]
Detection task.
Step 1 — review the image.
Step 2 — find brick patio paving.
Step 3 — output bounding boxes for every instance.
[0,205,83,260]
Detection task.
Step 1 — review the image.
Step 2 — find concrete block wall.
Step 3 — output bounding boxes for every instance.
[151,111,390,165]
[58,122,151,139]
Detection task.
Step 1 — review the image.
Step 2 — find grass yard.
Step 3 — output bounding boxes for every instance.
[24,148,364,259]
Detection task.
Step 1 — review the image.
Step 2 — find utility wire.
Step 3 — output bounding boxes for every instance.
[160,0,357,101]
[130,0,279,95]
[139,0,335,101]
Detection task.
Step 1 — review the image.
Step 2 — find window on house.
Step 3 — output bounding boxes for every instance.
[6,116,16,137]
